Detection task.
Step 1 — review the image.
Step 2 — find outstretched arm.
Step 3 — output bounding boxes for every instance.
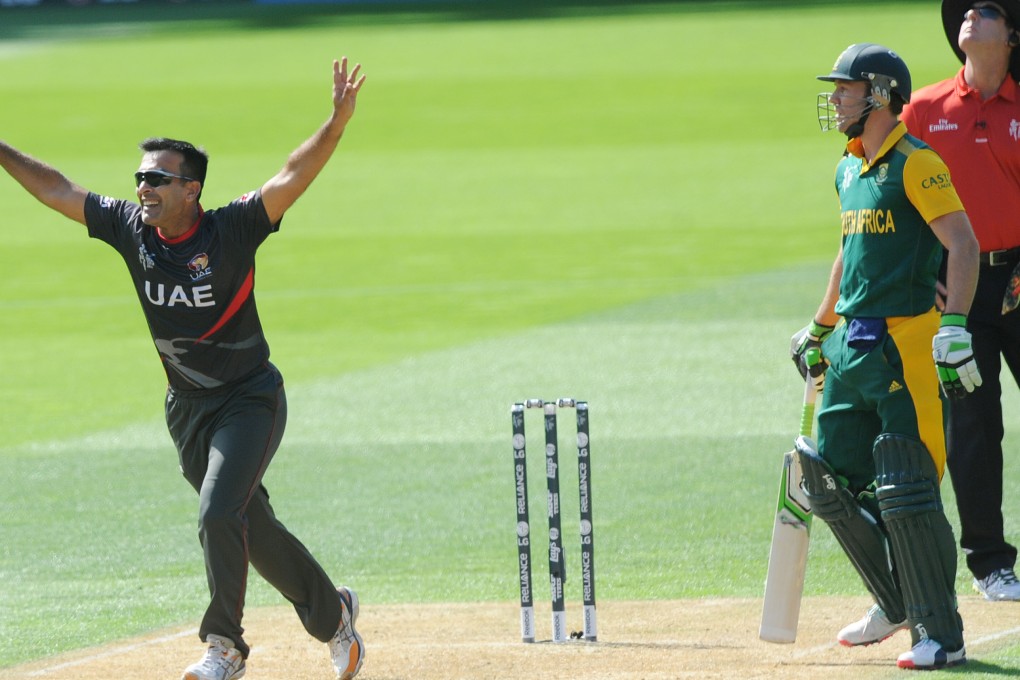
[0,140,88,225]
[261,57,366,224]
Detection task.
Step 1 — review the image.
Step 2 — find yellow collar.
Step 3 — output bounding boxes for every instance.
[846,121,907,172]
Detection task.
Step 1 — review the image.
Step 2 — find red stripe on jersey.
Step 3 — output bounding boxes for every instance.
[196,267,254,343]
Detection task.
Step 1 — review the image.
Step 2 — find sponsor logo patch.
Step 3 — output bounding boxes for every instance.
[187,253,213,281]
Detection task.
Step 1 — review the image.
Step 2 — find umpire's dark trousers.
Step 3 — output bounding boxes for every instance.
[165,362,342,658]
[947,253,1020,580]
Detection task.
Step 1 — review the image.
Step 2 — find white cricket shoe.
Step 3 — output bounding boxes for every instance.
[897,638,966,670]
[974,567,1020,601]
[836,604,907,647]
[329,586,365,680]
[181,634,245,680]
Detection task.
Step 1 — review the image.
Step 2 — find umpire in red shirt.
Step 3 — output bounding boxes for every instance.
[901,0,1020,601]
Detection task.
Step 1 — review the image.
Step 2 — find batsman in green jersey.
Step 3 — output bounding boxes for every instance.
[791,43,981,670]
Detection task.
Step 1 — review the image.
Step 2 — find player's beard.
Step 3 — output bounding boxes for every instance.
[835,103,867,135]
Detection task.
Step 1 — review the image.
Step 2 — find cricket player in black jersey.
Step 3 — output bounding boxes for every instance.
[0,57,366,680]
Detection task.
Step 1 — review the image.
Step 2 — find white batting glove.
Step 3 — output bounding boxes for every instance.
[932,314,982,400]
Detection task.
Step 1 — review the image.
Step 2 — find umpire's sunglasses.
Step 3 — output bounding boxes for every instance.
[134,169,196,187]
[972,4,1006,20]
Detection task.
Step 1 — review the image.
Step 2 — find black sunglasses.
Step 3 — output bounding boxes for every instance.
[134,169,196,187]
[972,5,1006,20]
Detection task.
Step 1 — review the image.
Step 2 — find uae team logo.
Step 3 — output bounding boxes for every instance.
[188,253,213,281]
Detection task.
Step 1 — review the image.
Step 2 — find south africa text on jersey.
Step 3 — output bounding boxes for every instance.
[842,208,896,235]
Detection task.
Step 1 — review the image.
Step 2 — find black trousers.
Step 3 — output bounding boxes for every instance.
[946,257,1020,580]
[165,363,342,658]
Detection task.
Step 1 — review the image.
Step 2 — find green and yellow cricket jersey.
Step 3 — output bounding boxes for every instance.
[834,122,965,319]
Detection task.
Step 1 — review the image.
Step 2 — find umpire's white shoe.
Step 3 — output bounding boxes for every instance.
[181,634,245,680]
[329,586,365,679]
[896,638,966,670]
[974,567,1020,601]
[836,604,907,646]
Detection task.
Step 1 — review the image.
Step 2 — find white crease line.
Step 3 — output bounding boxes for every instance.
[25,628,198,677]
[969,625,1020,647]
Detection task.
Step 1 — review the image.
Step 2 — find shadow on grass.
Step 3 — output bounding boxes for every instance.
[0,0,934,39]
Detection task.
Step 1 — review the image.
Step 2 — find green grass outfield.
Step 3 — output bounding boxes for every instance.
[2,0,1020,673]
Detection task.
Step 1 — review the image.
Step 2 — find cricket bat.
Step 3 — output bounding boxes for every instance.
[759,368,820,643]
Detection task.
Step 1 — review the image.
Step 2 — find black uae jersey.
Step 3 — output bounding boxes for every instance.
[85,190,280,391]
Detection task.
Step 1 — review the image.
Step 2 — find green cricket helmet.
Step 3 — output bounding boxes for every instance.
[818,43,912,103]
[816,43,911,137]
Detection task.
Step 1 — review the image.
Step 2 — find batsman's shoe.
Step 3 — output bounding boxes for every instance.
[974,567,1020,601]
[896,639,966,670]
[836,604,907,647]
[329,586,364,680]
[181,634,245,680]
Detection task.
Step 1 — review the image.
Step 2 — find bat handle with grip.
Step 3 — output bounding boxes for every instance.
[799,348,821,437]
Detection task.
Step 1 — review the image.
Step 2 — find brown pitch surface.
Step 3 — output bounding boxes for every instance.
[8,596,1019,679]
